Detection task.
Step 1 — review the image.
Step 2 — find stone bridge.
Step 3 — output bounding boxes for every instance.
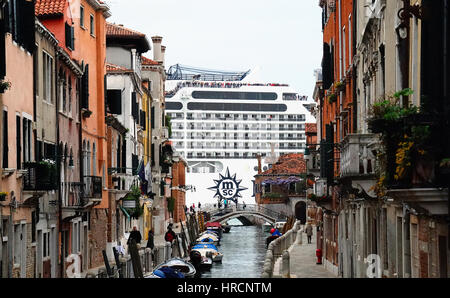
[209,204,288,225]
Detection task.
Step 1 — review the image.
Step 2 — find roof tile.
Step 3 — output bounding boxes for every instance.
[35,0,66,17]
[106,22,146,38]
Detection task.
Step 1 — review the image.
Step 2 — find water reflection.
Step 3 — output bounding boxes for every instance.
[200,222,267,278]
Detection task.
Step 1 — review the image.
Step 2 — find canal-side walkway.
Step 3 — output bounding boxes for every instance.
[273,229,337,278]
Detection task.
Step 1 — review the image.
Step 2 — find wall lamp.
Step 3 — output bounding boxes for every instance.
[396,0,423,39]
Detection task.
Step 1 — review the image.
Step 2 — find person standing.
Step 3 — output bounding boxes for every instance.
[198,202,202,210]
[146,229,154,250]
[128,226,142,245]
[306,223,313,244]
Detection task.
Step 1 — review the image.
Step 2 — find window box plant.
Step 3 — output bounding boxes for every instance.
[0,80,11,93]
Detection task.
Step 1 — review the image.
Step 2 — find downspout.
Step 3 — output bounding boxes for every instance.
[56,55,63,278]
[338,0,344,142]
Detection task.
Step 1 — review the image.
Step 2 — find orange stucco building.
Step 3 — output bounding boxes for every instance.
[35,0,112,270]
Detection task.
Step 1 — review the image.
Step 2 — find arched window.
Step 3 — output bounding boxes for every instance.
[87,141,91,176]
[92,142,96,176]
[82,140,87,176]
[68,76,72,114]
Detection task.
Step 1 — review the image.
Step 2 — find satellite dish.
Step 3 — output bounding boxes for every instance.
[263,166,268,171]
[253,166,258,171]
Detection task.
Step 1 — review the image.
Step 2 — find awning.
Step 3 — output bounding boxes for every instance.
[119,205,130,219]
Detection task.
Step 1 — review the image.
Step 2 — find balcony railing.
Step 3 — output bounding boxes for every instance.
[340,134,379,177]
[82,176,102,199]
[23,162,58,191]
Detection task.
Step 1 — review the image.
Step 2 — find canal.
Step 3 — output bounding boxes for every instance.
[200,222,268,278]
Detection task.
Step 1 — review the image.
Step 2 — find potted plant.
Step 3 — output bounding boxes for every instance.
[82,109,93,118]
[327,92,337,104]
[334,81,345,92]
[0,80,11,93]
[0,192,7,201]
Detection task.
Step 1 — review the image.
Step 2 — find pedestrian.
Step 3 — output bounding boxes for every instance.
[146,229,154,250]
[243,201,246,210]
[165,225,177,244]
[306,223,313,244]
[224,199,227,209]
[192,203,195,211]
[127,226,142,245]
[198,202,201,210]
[184,205,188,214]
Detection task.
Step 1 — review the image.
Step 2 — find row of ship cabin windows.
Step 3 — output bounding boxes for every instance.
[172,123,306,131]
[178,142,306,150]
[184,151,304,160]
[172,132,306,140]
[167,112,306,122]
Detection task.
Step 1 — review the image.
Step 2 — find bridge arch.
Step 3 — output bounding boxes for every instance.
[213,211,277,225]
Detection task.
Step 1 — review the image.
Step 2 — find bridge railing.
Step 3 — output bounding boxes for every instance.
[210,204,288,222]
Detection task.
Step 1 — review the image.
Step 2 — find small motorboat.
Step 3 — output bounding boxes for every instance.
[222,223,231,233]
[205,222,223,239]
[146,257,196,278]
[196,232,220,246]
[192,243,223,263]
[262,222,273,233]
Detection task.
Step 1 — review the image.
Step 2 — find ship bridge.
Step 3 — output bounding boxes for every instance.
[167,64,251,81]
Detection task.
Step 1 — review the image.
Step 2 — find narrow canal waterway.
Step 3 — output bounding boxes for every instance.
[200,223,268,278]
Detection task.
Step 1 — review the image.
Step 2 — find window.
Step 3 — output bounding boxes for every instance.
[43,52,53,103]
[16,115,21,169]
[80,6,85,28]
[90,14,94,36]
[2,110,8,168]
[192,91,277,100]
[65,22,75,50]
[43,232,50,258]
[22,117,31,163]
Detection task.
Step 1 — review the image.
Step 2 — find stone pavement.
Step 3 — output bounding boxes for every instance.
[274,229,338,278]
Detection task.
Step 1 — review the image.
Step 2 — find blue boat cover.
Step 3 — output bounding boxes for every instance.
[193,243,218,251]
[154,267,185,278]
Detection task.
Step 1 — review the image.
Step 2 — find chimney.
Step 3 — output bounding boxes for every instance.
[152,36,163,63]
[161,45,166,66]
[257,154,262,174]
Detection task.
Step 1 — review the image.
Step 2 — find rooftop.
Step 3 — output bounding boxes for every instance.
[35,0,66,17]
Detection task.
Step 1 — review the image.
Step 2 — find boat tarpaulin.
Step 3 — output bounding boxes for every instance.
[205,222,222,228]
[192,244,218,251]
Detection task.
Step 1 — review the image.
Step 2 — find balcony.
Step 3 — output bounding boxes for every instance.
[340,134,378,178]
[82,176,102,199]
[23,162,57,191]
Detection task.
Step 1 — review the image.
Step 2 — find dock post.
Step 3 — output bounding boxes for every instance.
[280,250,290,278]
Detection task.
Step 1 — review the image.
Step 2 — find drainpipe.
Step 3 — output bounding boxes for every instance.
[56,56,63,279]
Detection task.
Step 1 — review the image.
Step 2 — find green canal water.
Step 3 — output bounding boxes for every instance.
[200,222,269,278]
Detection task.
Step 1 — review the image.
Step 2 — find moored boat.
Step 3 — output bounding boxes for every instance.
[196,232,220,246]
[145,258,196,278]
[192,243,223,263]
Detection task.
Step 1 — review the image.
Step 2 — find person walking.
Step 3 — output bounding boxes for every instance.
[198,202,202,210]
[128,226,142,245]
[306,223,313,244]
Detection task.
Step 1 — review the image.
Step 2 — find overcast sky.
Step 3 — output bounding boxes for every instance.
[106,0,323,98]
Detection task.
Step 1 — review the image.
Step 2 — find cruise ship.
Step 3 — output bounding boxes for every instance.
[164,65,316,206]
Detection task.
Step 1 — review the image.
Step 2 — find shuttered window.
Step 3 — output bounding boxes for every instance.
[131,92,138,122]
[5,0,35,53]
[107,90,122,114]
[2,110,8,168]
[65,22,75,51]
[81,65,89,109]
